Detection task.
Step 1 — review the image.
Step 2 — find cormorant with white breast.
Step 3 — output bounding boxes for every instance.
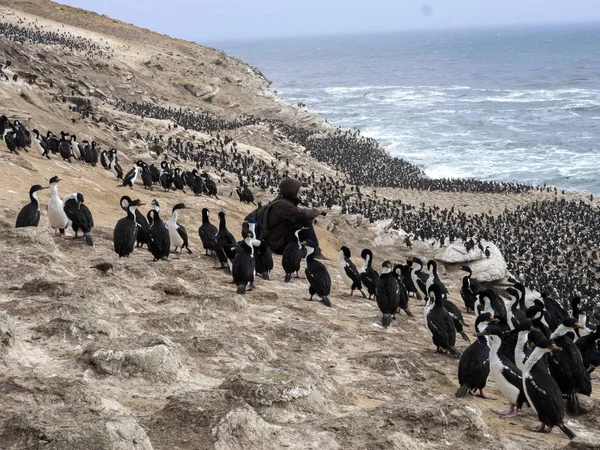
[198,208,218,257]
[232,226,257,294]
[338,246,366,297]
[167,203,192,254]
[375,260,400,327]
[114,196,143,258]
[456,312,498,398]
[16,185,47,227]
[63,193,94,246]
[480,324,528,418]
[303,239,331,307]
[425,260,448,299]
[282,227,306,282]
[47,176,69,238]
[409,257,428,300]
[147,209,170,261]
[123,166,142,189]
[522,334,576,439]
[426,284,461,358]
[548,318,590,416]
[359,249,378,299]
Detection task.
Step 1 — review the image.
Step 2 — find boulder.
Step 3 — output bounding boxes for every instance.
[213,405,339,450]
[81,333,184,380]
[0,411,153,450]
[0,311,15,349]
[436,241,507,282]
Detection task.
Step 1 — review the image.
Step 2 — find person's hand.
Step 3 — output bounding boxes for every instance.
[315,207,323,214]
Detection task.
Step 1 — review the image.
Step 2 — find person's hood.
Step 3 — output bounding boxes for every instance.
[279,178,302,202]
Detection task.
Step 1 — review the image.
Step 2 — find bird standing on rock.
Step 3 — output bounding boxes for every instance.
[523,334,576,439]
[63,192,94,246]
[338,246,366,297]
[47,176,69,238]
[456,312,498,398]
[16,185,47,227]
[198,208,218,257]
[359,249,378,299]
[481,325,528,419]
[375,260,400,327]
[90,262,113,274]
[232,228,257,294]
[426,284,461,358]
[113,196,143,258]
[167,203,192,254]
[303,239,331,307]
[147,209,170,261]
[282,227,306,282]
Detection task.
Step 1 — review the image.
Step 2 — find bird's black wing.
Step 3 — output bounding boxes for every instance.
[81,204,94,229]
[498,355,523,389]
[177,223,189,246]
[306,260,331,297]
[64,198,90,232]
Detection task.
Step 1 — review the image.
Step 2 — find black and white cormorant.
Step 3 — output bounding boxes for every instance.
[114,196,143,258]
[303,239,331,307]
[481,325,528,418]
[375,260,400,327]
[147,209,170,261]
[167,203,192,254]
[47,176,69,238]
[576,327,600,372]
[337,246,366,297]
[409,257,428,301]
[123,166,142,189]
[522,335,576,439]
[505,287,528,330]
[456,312,498,398]
[548,318,590,416]
[16,184,47,227]
[282,227,306,282]
[425,260,448,299]
[541,292,568,332]
[359,249,378,299]
[63,193,94,246]
[232,229,257,295]
[527,304,552,338]
[198,208,218,257]
[425,284,461,358]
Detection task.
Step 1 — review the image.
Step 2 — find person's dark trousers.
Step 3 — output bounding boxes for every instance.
[273,219,320,254]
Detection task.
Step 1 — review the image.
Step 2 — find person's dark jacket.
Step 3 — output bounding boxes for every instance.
[266,178,320,251]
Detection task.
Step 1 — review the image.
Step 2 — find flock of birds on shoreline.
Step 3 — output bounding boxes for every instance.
[2,15,600,441]
[13,170,600,440]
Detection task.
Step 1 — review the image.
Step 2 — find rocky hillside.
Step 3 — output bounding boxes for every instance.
[0,1,599,449]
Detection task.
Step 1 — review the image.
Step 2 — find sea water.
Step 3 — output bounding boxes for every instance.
[213,23,600,193]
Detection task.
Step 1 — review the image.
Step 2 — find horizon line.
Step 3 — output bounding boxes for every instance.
[202,19,600,45]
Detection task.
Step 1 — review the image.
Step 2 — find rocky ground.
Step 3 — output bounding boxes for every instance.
[0,1,599,449]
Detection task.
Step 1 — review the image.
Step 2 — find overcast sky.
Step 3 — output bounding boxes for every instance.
[57,0,600,42]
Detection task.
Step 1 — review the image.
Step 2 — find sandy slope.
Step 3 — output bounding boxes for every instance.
[0,1,599,449]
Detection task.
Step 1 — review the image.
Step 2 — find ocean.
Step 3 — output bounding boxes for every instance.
[212,24,600,194]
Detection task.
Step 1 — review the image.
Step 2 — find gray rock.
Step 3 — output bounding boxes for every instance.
[81,333,184,380]
[213,405,339,450]
[436,241,507,282]
[0,311,15,349]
